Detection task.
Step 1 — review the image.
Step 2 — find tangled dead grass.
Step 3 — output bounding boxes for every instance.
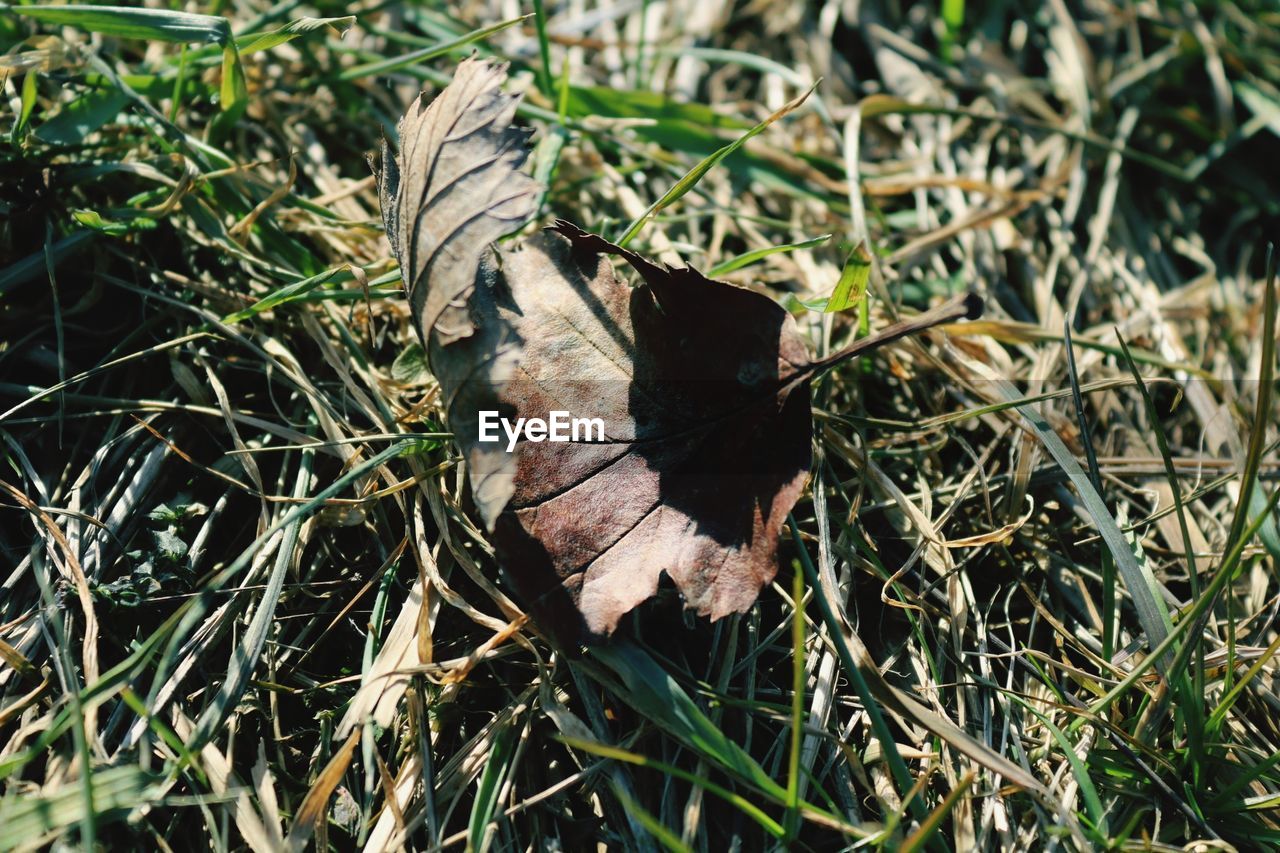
[2,0,1280,849]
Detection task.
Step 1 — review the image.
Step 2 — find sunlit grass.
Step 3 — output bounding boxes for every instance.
[2,1,1280,849]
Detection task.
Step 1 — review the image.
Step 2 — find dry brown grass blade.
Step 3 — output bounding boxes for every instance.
[841,627,1062,810]
[283,729,361,853]
[0,673,49,729]
[335,574,427,737]
[0,479,100,713]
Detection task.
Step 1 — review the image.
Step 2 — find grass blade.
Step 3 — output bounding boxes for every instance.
[283,730,360,852]
[185,449,314,751]
[237,16,355,54]
[1116,332,1207,761]
[901,771,976,853]
[610,785,693,853]
[32,89,129,146]
[1225,246,1278,570]
[337,16,526,82]
[1064,317,1113,655]
[705,234,830,278]
[787,516,924,822]
[823,240,872,314]
[1010,697,1106,834]
[468,713,524,852]
[1000,377,1177,671]
[588,640,787,800]
[559,736,788,839]
[614,82,818,247]
[784,564,805,841]
[10,3,232,42]
[0,765,161,848]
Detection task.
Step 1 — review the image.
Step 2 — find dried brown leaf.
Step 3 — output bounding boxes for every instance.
[379,61,981,641]
[478,222,814,638]
[377,56,537,346]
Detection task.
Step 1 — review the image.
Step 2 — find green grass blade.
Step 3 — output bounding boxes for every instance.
[1073,483,1280,731]
[823,240,872,314]
[589,640,787,800]
[185,449,314,751]
[559,736,788,839]
[787,516,927,823]
[236,15,354,55]
[706,234,830,278]
[900,772,975,853]
[32,89,129,146]
[218,39,248,113]
[0,765,161,848]
[12,68,38,142]
[939,0,964,62]
[1225,246,1278,567]
[784,564,805,841]
[10,3,232,42]
[468,714,524,853]
[1116,332,1207,755]
[1010,697,1106,834]
[336,16,526,82]
[648,46,834,125]
[0,230,225,299]
[221,267,348,323]
[1207,631,1280,734]
[1002,379,1176,670]
[10,4,256,115]
[1064,318,1114,657]
[1208,745,1280,807]
[614,82,818,247]
[566,85,751,130]
[609,785,693,853]
[529,0,554,97]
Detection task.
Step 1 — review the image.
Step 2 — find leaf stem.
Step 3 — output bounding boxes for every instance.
[808,292,983,375]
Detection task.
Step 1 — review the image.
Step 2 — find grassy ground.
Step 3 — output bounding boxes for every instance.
[3,0,1280,849]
